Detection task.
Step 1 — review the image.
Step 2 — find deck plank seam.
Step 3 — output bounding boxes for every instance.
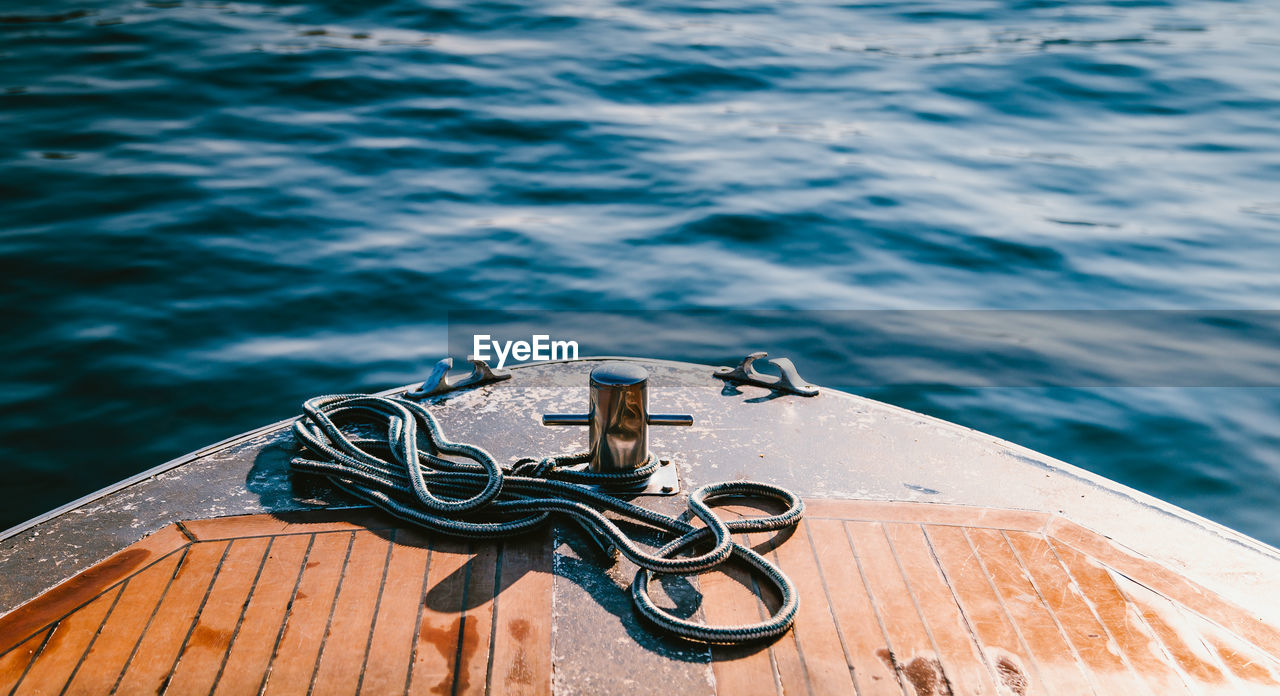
[8,624,55,696]
[0,629,49,695]
[0,543,192,657]
[304,531,357,696]
[1046,517,1280,656]
[956,527,1053,696]
[701,506,768,696]
[813,495,1280,660]
[210,535,277,694]
[880,522,965,696]
[1044,539,1197,696]
[412,537,442,696]
[481,542,500,696]
[768,529,819,696]
[1104,568,1219,695]
[1053,535,1280,665]
[741,532,785,696]
[820,504,1280,677]
[160,539,237,695]
[448,542,477,696]
[1116,565,1280,693]
[998,529,1103,696]
[187,526,401,543]
[767,535,819,696]
[802,520,864,696]
[841,522,909,696]
[806,515,1041,533]
[1173,591,1280,691]
[109,544,191,695]
[1040,533,1164,696]
[57,575,128,696]
[917,523,1005,694]
[257,532,317,696]
[1192,635,1258,694]
[14,591,122,690]
[1175,589,1256,690]
[354,529,398,696]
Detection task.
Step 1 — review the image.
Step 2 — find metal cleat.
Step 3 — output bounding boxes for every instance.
[714,351,819,397]
[404,356,511,399]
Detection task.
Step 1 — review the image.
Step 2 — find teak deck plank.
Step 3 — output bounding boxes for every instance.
[882,522,999,695]
[0,629,50,694]
[770,519,859,695]
[1004,530,1148,695]
[3,502,1279,695]
[261,532,353,696]
[1197,616,1280,689]
[114,540,229,695]
[1046,516,1280,659]
[845,521,952,696]
[804,499,1052,533]
[752,530,808,696]
[311,532,395,696]
[13,583,122,696]
[487,534,552,696]
[966,528,1100,695]
[1045,536,1193,696]
[1113,574,1239,695]
[0,524,188,656]
[454,540,501,696]
[924,524,1047,696]
[165,536,272,695]
[1174,601,1280,694]
[180,509,398,541]
[701,535,784,696]
[806,518,902,695]
[406,537,474,695]
[359,529,433,696]
[65,551,187,695]
[212,533,313,696]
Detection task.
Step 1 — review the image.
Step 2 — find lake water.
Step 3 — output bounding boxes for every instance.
[3,0,1279,543]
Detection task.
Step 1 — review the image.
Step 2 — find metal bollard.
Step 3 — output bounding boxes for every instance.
[543,362,692,474]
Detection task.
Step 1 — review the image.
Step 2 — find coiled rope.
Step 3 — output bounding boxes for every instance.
[290,393,804,644]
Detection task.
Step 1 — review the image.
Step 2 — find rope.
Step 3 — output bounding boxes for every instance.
[290,393,804,644]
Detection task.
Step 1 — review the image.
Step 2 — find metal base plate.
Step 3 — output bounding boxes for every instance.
[566,459,681,497]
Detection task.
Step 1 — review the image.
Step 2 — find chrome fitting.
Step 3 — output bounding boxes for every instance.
[543,362,692,474]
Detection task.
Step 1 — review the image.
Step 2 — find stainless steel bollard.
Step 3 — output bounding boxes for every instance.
[543,362,692,474]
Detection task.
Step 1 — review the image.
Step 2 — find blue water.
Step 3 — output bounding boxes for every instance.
[3,0,1280,542]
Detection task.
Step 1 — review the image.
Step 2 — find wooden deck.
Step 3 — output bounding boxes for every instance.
[2,500,1278,695]
[0,510,551,696]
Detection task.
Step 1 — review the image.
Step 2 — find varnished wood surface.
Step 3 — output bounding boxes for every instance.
[2,501,1279,695]
[0,511,551,695]
[703,500,1280,695]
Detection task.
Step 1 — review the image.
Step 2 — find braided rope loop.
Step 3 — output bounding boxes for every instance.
[290,392,804,644]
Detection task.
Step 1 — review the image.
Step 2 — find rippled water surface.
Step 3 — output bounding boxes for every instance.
[3,0,1280,542]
